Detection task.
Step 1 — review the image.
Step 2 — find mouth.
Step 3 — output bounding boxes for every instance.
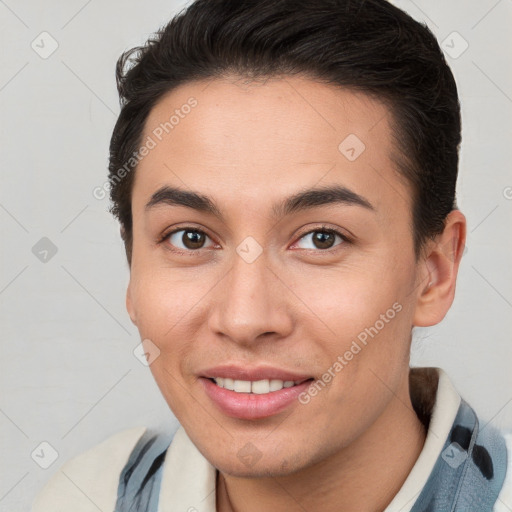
[207,377,312,394]
[199,368,315,420]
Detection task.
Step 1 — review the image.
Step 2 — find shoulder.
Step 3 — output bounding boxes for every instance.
[494,431,512,511]
[31,426,147,512]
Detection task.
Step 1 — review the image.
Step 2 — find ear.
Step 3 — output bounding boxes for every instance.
[412,209,467,327]
[126,280,138,326]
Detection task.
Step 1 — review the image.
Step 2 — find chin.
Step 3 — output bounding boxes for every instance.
[217,460,299,479]
[207,446,312,479]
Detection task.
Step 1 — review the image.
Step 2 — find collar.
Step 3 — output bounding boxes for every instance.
[384,367,461,511]
[158,367,461,512]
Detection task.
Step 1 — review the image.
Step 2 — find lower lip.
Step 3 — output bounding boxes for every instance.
[200,378,313,420]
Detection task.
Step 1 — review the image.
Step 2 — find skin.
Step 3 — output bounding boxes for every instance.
[126,75,466,511]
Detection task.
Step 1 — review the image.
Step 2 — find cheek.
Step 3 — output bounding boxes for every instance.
[289,260,407,333]
[293,264,413,393]
[129,267,214,337]
[128,270,213,387]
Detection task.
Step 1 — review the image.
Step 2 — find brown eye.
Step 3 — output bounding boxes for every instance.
[166,228,214,251]
[294,228,347,251]
[312,231,336,249]
[182,230,205,249]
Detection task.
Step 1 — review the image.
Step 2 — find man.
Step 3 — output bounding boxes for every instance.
[33,0,512,510]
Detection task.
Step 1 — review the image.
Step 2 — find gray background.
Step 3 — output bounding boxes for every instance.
[1,0,511,510]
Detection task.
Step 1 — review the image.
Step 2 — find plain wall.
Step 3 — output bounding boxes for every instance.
[0,0,511,510]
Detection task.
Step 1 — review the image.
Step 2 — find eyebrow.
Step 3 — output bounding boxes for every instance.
[145,184,375,220]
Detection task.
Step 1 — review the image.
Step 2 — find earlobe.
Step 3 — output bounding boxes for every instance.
[126,281,137,326]
[413,210,467,327]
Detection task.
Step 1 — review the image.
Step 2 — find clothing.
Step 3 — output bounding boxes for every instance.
[32,368,512,511]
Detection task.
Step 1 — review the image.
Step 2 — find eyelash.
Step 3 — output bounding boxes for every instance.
[158,225,352,256]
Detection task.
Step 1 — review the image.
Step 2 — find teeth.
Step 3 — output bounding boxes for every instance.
[223,378,234,391]
[234,380,251,393]
[269,379,284,392]
[212,378,302,393]
[251,379,270,394]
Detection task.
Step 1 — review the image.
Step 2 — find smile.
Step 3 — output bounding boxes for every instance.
[199,377,314,420]
[210,377,304,394]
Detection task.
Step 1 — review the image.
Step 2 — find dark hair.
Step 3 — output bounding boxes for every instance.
[108,0,461,264]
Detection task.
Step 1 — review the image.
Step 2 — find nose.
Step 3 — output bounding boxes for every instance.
[207,248,294,347]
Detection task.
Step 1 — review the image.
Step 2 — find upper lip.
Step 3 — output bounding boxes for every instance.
[200,365,313,383]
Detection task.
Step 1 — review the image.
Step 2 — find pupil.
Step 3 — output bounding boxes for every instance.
[184,230,204,249]
[314,231,334,249]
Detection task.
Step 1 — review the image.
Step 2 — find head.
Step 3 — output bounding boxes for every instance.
[109,0,466,477]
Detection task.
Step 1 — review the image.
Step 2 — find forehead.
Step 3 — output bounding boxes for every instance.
[134,75,411,219]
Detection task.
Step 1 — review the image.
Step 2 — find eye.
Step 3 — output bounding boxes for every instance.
[160,225,350,254]
[292,227,349,251]
[163,228,216,252]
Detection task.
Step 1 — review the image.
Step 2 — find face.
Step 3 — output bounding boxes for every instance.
[126,75,433,477]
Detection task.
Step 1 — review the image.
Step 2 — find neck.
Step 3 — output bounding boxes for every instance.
[217,371,427,512]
